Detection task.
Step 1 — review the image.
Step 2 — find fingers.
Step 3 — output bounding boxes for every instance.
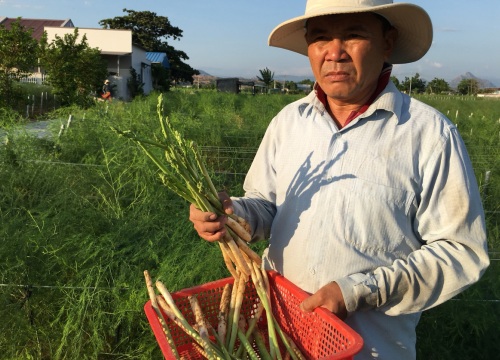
[189,203,228,242]
[218,191,234,215]
[300,281,348,320]
[188,192,234,242]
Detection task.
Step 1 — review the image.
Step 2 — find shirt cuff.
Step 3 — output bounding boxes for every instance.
[335,273,379,312]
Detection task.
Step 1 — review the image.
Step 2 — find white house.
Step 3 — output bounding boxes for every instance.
[44,27,153,100]
[0,17,153,100]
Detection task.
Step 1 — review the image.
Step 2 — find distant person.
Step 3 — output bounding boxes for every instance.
[189,1,490,359]
[101,79,112,102]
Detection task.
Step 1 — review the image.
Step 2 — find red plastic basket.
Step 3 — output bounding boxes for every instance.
[144,271,363,359]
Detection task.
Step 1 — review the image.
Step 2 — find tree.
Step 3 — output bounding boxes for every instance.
[390,76,401,90]
[400,73,426,95]
[127,67,144,99]
[99,9,198,84]
[151,63,171,92]
[257,67,275,88]
[39,29,107,106]
[285,81,298,91]
[426,78,451,94]
[300,79,314,87]
[0,18,39,108]
[457,78,480,96]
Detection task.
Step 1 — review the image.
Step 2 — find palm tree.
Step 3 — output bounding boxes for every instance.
[257,67,275,89]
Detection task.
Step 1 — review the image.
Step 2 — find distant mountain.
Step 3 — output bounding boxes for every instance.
[450,72,497,89]
[197,69,212,76]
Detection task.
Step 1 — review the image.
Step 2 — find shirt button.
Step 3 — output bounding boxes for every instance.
[310,268,316,275]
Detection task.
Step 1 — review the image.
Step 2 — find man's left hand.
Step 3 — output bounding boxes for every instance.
[300,281,348,320]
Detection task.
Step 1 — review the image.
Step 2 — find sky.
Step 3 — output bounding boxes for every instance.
[1,0,500,85]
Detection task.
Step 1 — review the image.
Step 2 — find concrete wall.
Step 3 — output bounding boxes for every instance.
[44,27,132,55]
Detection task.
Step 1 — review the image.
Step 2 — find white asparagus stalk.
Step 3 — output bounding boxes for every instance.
[250,262,282,360]
[260,265,271,297]
[189,295,214,358]
[233,234,262,266]
[226,216,251,242]
[232,214,252,234]
[227,275,247,352]
[225,271,241,348]
[156,296,202,344]
[159,299,230,360]
[189,295,210,340]
[218,242,239,279]
[155,281,220,360]
[223,233,251,278]
[218,283,232,341]
[144,271,180,359]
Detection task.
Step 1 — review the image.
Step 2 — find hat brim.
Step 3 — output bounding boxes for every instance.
[268,3,433,64]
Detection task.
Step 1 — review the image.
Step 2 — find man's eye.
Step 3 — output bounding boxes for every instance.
[308,34,329,43]
[346,33,364,39]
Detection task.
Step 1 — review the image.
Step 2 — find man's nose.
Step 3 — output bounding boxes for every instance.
[324,39,348,61]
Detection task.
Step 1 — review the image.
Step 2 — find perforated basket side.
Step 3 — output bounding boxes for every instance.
[145,271,363,360]
[268,272,363,359]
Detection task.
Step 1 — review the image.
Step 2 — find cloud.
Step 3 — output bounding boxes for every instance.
[426,60,443,69]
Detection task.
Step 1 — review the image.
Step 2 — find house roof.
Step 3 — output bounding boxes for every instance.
[0,17,74,40]
[146,52,170,69]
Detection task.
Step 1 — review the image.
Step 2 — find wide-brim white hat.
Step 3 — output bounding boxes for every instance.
[268,0,433,64]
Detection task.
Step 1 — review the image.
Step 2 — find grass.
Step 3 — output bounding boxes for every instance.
[413,94,500,360]
[0,90,498,359]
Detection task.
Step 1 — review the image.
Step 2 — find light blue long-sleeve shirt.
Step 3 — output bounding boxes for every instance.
[232,82,489,359]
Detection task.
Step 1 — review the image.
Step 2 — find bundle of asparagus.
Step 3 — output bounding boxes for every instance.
[113,95,304,359]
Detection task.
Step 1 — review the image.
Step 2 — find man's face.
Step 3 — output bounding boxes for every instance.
[305,13,396,104]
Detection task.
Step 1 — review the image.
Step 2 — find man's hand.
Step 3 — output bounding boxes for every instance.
[189,192,234,242]
[300,281,348,320]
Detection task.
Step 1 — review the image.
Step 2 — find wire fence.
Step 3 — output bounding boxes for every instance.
[3,115,499,303]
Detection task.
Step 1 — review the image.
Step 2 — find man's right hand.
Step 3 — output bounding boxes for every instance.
[189,192,234,242]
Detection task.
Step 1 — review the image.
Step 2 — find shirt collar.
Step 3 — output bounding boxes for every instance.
[314,63,393,127]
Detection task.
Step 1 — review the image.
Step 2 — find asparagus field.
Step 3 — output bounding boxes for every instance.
[0,90,499,359]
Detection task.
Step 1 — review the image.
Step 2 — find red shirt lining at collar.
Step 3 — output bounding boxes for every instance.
[315,64,393,127]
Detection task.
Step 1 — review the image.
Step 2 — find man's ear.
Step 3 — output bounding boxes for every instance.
[384,27,398,60]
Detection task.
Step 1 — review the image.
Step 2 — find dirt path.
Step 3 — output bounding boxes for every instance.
[1,120,55,144]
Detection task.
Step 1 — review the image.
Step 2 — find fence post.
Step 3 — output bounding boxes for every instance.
[58,124,65,138]
[481,170,491,202]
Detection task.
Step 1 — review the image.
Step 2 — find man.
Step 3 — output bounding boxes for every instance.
[190,1,489,358]
[102,79,112,102]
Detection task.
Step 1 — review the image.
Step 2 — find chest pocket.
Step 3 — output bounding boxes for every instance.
[343,178,417,258]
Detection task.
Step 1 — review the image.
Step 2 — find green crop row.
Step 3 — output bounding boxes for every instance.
[0,90,498,359]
